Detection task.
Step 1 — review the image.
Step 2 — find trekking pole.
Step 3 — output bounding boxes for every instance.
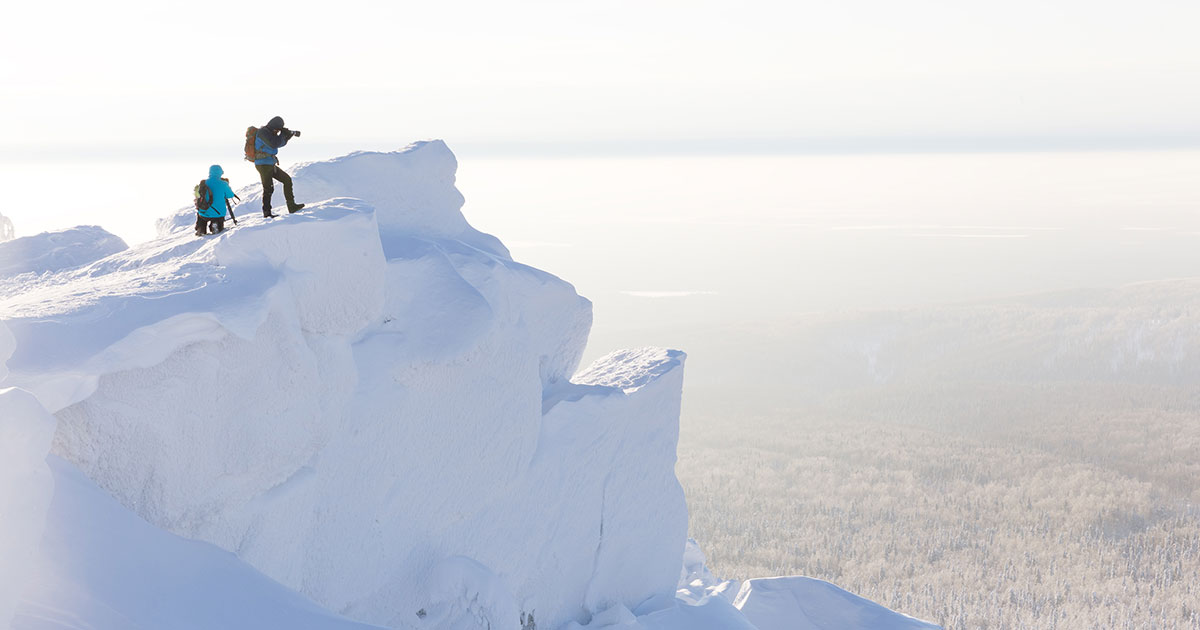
[227,199,238,225]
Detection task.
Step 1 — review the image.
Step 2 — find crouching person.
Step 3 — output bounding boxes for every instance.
[194,165,239,236]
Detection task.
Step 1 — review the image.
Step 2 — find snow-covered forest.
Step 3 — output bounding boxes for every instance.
[677,295,1200,630]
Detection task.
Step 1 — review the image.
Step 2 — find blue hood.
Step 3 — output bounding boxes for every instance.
[208,165,224,179]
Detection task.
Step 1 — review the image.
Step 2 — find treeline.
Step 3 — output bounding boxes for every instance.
[678,383,1200,629]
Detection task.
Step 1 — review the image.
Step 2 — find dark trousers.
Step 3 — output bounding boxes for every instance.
[255,164,295,216]
[195,214,225,234]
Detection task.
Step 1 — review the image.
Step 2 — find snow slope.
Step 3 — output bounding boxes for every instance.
[733,577,941,630]
[1,141,941,630]
[668,541,941,630]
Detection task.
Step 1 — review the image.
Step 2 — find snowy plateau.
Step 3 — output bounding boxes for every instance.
[0,142,940,630]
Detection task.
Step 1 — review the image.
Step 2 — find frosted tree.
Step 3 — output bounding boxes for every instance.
[0,212,13,242]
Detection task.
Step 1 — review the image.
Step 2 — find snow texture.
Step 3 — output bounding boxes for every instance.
[0,226,127,280]
[565,596,758,630]
[0,382,56,628]
[0,142,686,630]
[0,319,13,383]
[12,456,388,630]
[733,577,943,630]
[677,539,741,606]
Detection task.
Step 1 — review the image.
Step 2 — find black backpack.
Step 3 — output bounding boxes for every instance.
[194,180,214,211]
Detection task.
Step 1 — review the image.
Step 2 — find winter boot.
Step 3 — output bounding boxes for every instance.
[287,203,305,213]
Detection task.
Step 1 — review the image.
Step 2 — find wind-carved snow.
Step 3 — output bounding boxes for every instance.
[13,456,388,630]
[0,393,53,627]
[1,141,942,630]
[0,321,56,629]
[0,142,684,630]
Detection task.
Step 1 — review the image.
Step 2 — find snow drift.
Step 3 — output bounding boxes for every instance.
[1,141,940,630]
[733,577,941,630]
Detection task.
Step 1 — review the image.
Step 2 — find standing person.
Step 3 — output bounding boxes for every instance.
[253,116,304,218]
[195,165,238,236]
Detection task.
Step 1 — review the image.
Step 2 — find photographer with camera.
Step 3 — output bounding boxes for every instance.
[252,116,305,218]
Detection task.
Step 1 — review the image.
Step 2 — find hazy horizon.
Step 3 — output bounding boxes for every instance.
[5,0,1198,153]
[7,0,1196,261]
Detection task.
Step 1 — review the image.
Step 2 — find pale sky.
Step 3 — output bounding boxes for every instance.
[3,0,1198,156]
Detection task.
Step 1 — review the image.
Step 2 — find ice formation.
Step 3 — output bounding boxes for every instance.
[1,141,941,630]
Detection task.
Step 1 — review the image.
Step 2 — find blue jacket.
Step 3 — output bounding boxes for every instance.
[254,127,291,165]
[198,165,236,219]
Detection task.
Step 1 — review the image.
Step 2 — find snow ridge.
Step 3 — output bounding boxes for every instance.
[1,143,687,630]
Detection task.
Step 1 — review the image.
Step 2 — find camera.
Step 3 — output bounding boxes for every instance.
[292,130,302,137]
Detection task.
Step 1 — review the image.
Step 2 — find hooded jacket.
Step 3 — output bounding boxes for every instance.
[199,165,236,219]
[254,116,292,166]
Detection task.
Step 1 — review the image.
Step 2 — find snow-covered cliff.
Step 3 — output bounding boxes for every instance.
[0,142,940,630]
[0,381,55,627]
[1,141,691,630]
